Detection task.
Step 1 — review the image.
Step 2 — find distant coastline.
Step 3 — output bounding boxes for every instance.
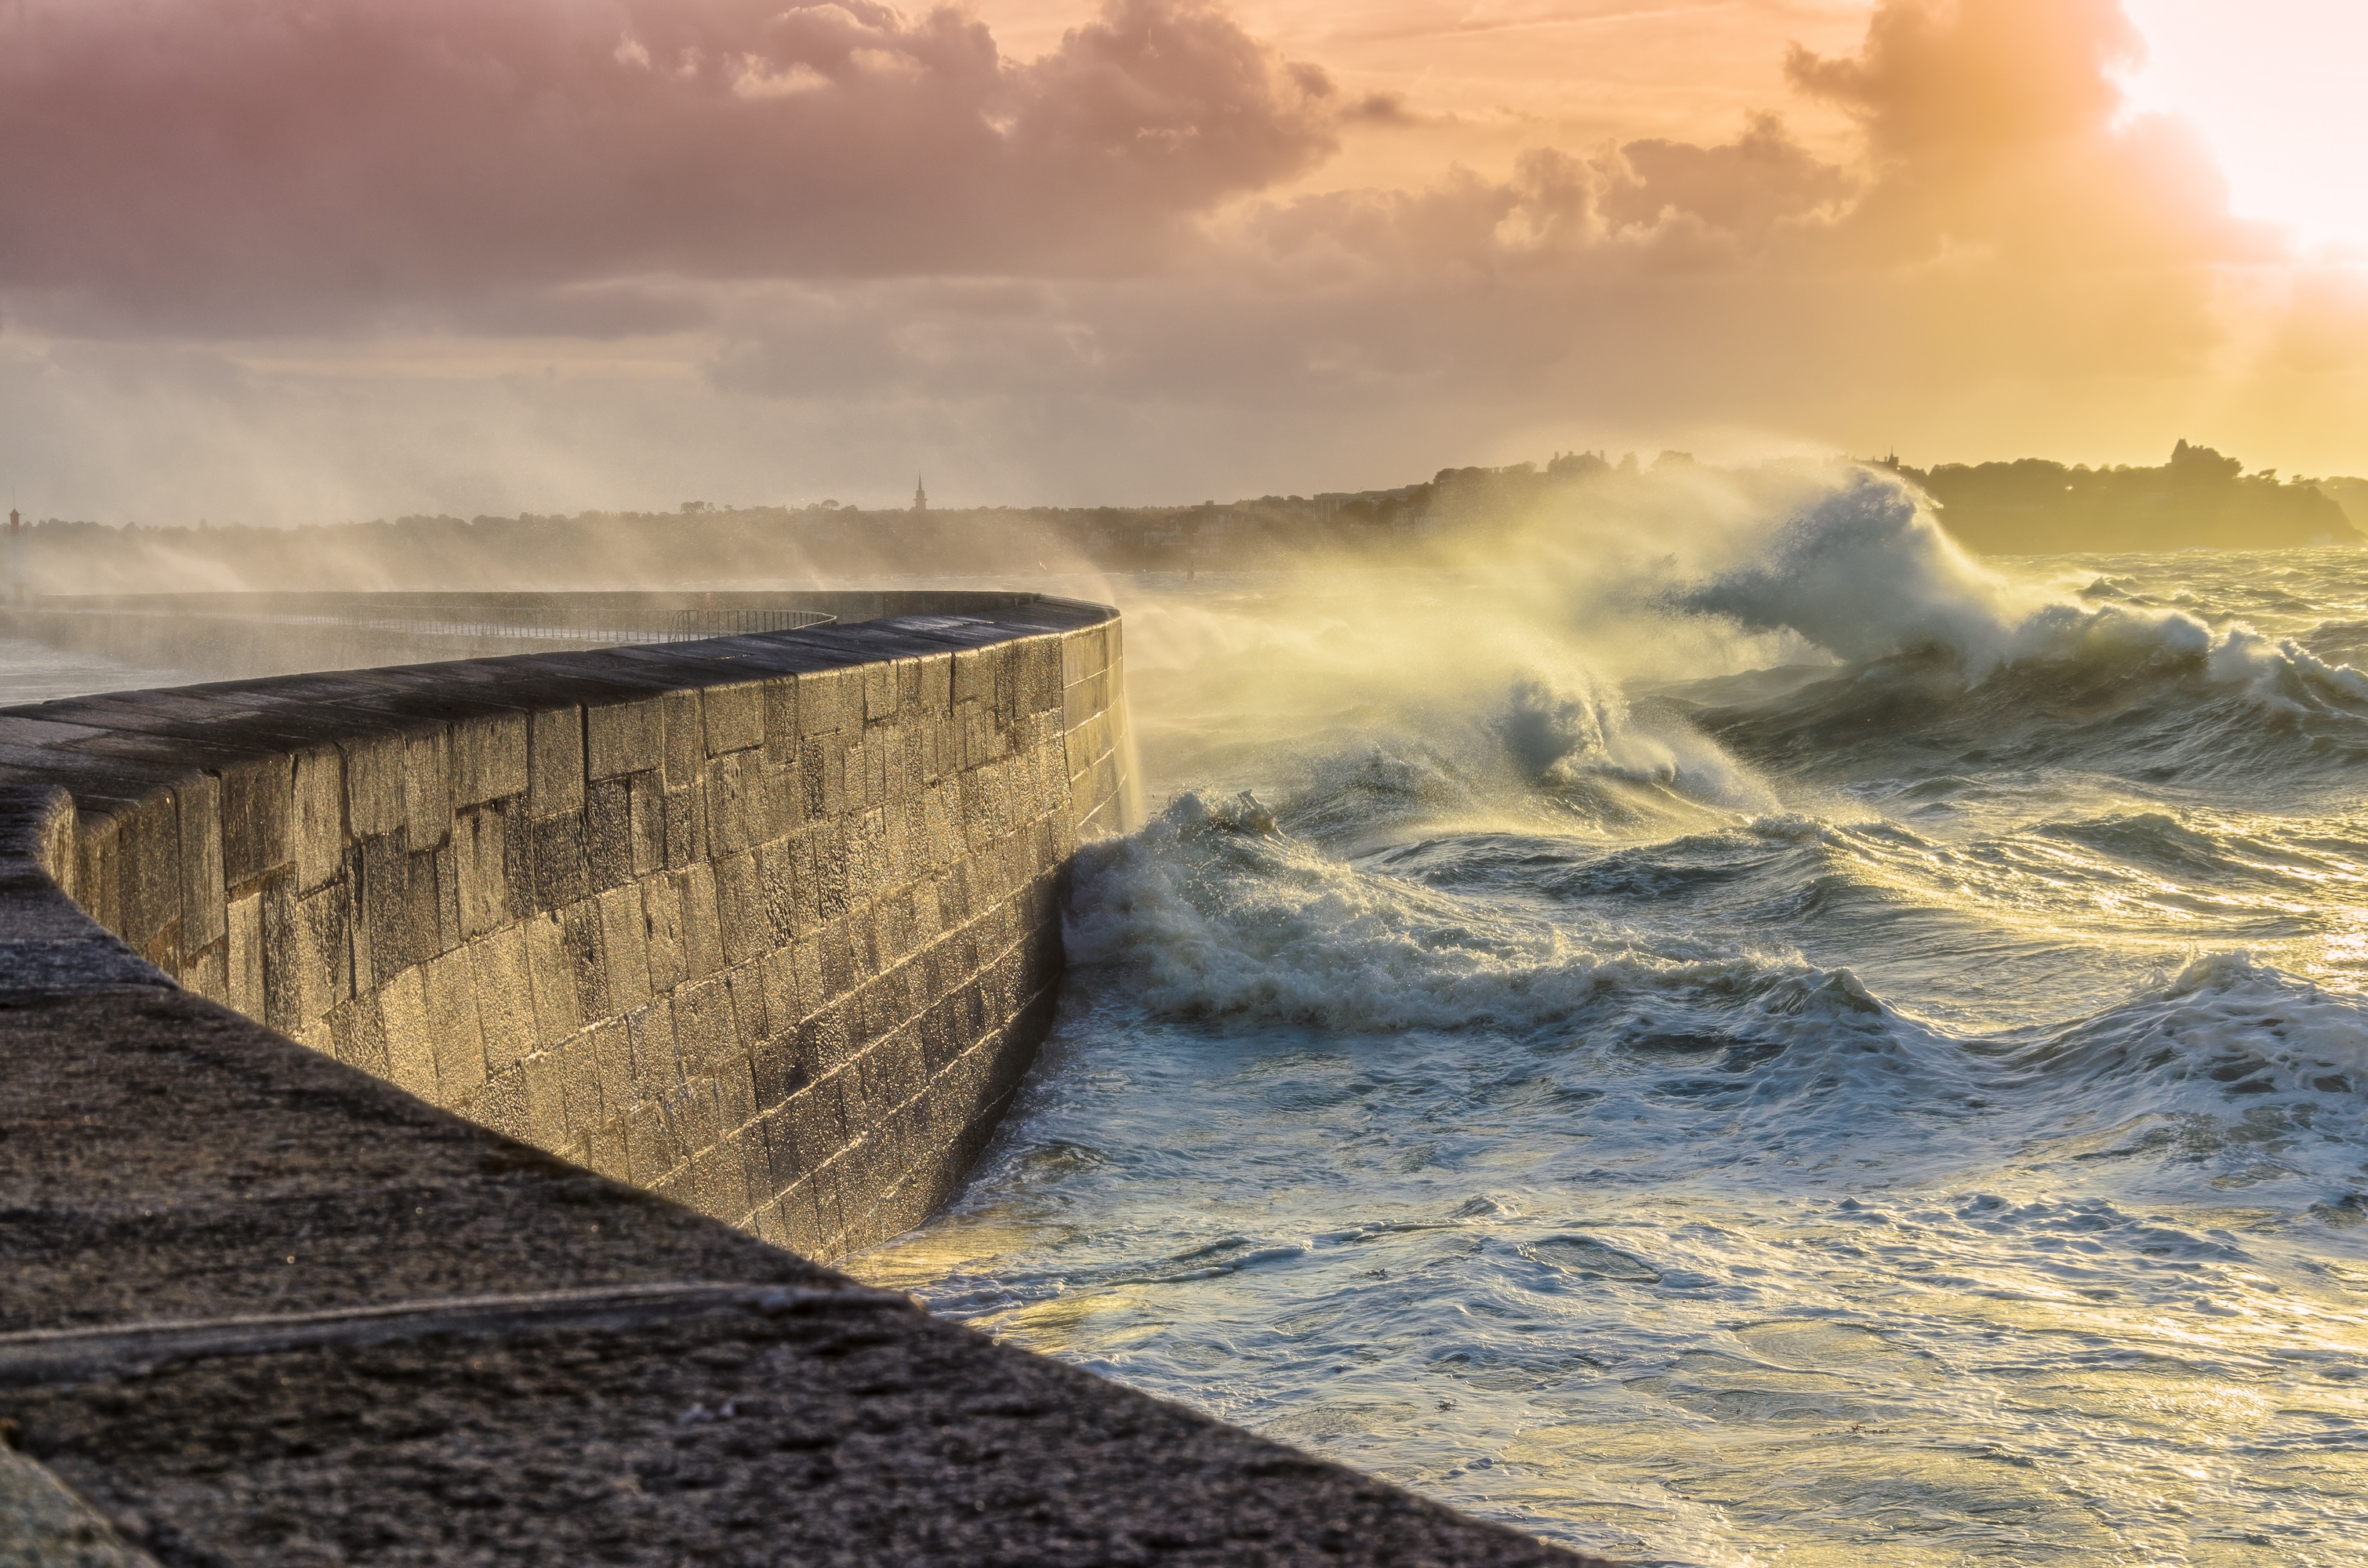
[1880,441,2364,553]
[5,441,2362,596]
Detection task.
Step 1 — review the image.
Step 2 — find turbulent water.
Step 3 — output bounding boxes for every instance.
[853,474,2368,1567]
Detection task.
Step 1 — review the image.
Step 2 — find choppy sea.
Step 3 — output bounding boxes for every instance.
[852,474,2368,1566]
[9,468,2367,1565]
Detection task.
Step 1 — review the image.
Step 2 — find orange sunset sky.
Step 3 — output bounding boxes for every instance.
[1,0,2363,521]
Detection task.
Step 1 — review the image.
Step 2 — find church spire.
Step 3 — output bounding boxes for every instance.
[912,472,928,513]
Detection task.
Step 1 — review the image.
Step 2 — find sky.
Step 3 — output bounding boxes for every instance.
[1,0,2364,521]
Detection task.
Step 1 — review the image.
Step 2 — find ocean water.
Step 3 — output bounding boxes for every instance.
[852,474,2368,1566]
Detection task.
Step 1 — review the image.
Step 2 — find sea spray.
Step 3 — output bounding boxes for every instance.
[855,488,2368,1566]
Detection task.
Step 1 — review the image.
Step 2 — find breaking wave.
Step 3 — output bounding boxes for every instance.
[872,470,2368,1568]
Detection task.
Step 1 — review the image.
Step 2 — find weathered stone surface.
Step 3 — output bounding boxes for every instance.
[0,594,1603,1568]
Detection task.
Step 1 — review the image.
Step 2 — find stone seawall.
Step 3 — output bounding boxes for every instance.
[0,591,1598,1566]
[0,592,1135,1259]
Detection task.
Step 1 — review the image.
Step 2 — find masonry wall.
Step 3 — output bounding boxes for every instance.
[0,595,1134,1259]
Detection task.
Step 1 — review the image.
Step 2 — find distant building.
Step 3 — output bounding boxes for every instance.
[912,474,928,513]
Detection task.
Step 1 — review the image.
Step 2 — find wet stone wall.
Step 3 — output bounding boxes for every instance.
[0,597,1133,1259]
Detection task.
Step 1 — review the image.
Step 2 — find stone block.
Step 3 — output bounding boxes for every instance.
[583,1112,630,1181]
[499,797,538,916]
[376,967,437,1102]
[786,1073,850,1174]
[752,1105,804,1194]
[527,706,585,818]
[586,697,663,782]
[625,997,681,1102]
[796,996,859,1076]
[422,946,487,1102]
[627,772,666,876]
[341,734,407,840]
[625,1098,681,1184]
[715,1051,759,1134]
[292,880,354,1025]
[521,1047,567,1152]
[664,1076,721,1161]
[913,651,953,713]
[861,1025,929,1113]
[751,836,797,945]
[179,938,228,1004]
[556,898,608,1026]
[452,710,528,807]
[798,665,861,736]
[530,810,590,909]
[471,924,537,1076]
[451,805,510,937]
[797,735,836,821]
[722,960,769,1050]
[354,833,406,993]
[775,1176,829,1258]
[706,748,761,856]
[64,807,118,932]
[1062,624,1108,685]
[587,1013,635,1114]
[624,1098,677,1187]
[696,682,762,762]
[519,911,583,1046]
[757,947,807,1047]
[679,859,725,981]
[219,754,292,889]
[809,826,850,924]
[660,688,703,789]
[326,995,390,1078]
[717,1127,762,1220]
[558,1029,604,1138]
[1019,638,1063,716]
[259,877,301,1034]
[761,675,801,766]
[863,660,899,724]
[670,976,737,1076]
[291,746,345,895]
[710,849,763,967]
[749,1026,811,1107]
[174,773,227,954]
[595,883,653,1012]
[662,782,704,869]
[223,891,263,1020]
[585,777,634,891]
[400,728,453,854]
[467,1064,531,1145]
[641,872,687,995]
[404,847,445,966]
[115,789,182,954]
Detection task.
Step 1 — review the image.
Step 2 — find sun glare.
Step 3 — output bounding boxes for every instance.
[2123,0,2368,255]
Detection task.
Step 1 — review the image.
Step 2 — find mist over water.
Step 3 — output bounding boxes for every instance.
[855,471,2368,1566]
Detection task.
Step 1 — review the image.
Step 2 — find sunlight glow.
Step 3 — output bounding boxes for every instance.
[2124,0,2368,254]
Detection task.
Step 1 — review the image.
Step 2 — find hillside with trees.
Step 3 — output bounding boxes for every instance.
[1889,441,2361,552]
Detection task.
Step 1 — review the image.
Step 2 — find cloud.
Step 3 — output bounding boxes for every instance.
[0,0,1337,334]
[699,0,2347,473]
[2,0,2363,523]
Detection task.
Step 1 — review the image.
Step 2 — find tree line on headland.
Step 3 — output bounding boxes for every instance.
[8,443,2363,596]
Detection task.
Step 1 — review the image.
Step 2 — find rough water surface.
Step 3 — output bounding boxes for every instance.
[855,481,2368,1567]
